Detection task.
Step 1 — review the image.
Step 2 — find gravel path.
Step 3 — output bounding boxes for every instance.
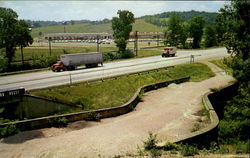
[0,61,235,158]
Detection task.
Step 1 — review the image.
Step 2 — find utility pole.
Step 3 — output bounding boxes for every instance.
[96,35,100,52]
[157,32,159,47]
[48,37,52,56]
[21,46,24,67]
[134,31,138,56]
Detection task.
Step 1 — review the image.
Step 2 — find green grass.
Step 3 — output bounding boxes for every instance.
[132,19,165,32]
[210,58,233,75]
[31,23,113,37]
[31,19,164,38]
[33,63,215,111]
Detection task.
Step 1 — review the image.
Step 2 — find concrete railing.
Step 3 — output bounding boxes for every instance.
[0,77,190,131]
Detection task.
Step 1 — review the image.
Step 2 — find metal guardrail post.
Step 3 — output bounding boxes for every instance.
[190,55,195,63]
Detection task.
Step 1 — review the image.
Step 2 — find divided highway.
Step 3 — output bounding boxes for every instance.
[0,48,229,90]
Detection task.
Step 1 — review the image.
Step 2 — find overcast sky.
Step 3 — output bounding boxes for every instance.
[1,1,227,21]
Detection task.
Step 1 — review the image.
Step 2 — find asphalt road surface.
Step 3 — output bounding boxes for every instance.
[0,47,229,90]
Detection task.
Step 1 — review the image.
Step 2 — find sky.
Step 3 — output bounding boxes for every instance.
[0,1,227,21]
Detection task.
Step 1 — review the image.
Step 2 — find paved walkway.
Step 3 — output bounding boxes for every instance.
[0,62,234,158]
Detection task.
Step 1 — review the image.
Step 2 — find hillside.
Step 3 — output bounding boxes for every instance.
[31,10,218,38]
[31,19,164,37]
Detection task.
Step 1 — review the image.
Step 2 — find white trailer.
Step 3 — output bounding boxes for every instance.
[51,52,103,71]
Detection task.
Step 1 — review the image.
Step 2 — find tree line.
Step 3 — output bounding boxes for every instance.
[164,13,221,49]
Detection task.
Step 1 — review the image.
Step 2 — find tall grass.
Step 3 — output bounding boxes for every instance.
[33,63,214,111]
[210,58,233,75]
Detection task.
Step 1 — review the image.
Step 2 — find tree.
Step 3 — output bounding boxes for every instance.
[16,20,33,66]
[217,0,250,82]
[188,16,205,48]
[217,0,250,143]
[164,14,187,47]
[204,25,217,47]
[179,24,189,48]
[112,10,135,54]
[0,7,33,68]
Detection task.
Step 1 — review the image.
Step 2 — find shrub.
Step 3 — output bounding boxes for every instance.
[179,144,199,156]
[120,49,135,59]
[0,124,19,138]
[49,117,68,127]
[143,132,158,151]
[103,52,118,61]
[0,56,8,72]
[88,112,101,121]
[163,142,179,151]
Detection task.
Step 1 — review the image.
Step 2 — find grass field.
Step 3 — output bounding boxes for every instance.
[31,19,164,38]
[14,46,118,61]
[14,42,164,61]
[33,63,215,111]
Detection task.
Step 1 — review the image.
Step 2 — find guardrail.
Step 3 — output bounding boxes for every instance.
[0,77,190,131]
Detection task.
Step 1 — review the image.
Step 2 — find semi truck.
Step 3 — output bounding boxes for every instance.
[51,52,103,72]
[161,47,177,57]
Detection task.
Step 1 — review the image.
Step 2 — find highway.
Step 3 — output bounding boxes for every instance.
[0,47,229,90]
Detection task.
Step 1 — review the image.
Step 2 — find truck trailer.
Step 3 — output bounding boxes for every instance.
[51,52,103,72]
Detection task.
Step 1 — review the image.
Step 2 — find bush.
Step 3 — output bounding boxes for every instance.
[120,49,135,59]
[143,132,158,151]
[49,117,68,127]
[0,56,8,72]
[179,144,199,156]
[0,124,19,138]
[103,52,118,61]
[88,112,101,121]
[163,142,179,151]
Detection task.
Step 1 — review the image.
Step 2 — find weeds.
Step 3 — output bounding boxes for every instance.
[210,88,220,92]
[88,112,101,122]
[163,142,179,151]
[179,144,199,156]
[48,117,68,127]
[143,132,158,151]
[191,123,201,132]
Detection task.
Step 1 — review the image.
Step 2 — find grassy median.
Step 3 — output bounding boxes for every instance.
[33,63,215,111]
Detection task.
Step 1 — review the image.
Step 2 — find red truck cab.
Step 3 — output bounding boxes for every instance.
[51,61,65,72]
[162,47,177,57]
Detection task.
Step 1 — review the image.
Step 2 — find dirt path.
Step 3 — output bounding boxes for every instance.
[0,62,235,158]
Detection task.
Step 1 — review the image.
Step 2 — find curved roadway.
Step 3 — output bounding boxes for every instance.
[0,48,229,90]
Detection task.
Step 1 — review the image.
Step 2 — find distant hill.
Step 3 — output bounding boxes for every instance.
[30,10,218,38]
[141,10,218,27]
